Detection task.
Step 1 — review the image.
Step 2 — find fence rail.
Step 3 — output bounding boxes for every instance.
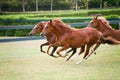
[0,19,120,30]
[0,36,44,43]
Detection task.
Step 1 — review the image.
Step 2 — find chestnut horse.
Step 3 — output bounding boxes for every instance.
[87,16,120,40]
[87,16,120,56]
[41,19,106,64]
[29,21,77,58]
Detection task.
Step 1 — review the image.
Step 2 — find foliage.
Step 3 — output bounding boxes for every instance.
[88,9,120,16]
[0,0,120,12]
[106,14,119,19]
[0,29,31,36]
[15,29,30,36]
[0,8,119,26]
[110,24,119,29]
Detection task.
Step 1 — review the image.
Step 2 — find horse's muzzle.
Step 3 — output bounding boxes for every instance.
[29,33,34,36]
[40,33,45,37]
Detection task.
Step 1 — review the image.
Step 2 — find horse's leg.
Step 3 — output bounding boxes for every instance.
[56,46,69,58]
[79,45,85,55]
[49,46,58,58]
[83,45,92,59]
[66,48,77,61]
[66,48,74,53]
[70,46,85,61]
[47,42,60,54]
[40,42,49,53]
[87,42,101,58]
[47,46,51,55]
[76,45,91,64]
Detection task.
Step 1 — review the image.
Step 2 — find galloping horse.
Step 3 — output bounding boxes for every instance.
[87,16,120,40]
[87,16,120,56]
[41,19,106,64]
[29,21,77,58]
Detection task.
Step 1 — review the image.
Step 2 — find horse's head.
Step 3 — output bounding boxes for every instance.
[29,22,47,36]
[87,15,110,29]
[87,16,100,28]
[40,20,54,37]
[41,18,68,37]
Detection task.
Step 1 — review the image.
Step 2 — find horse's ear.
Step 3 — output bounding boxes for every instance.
[94,14,102,20]
[56,18,62,21]
[95,16,98,20]
[50,20,53,23]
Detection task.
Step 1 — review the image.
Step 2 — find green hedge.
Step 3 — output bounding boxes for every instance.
[0,8,120,26]
[0,29,31,36]
[0,15,119,26]
[27,9,120,18]
[88,9,120,16]
[110,24,119,29]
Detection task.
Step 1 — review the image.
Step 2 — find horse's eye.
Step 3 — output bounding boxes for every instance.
[91,22,94,24]
[45,26,49,29]
[35,28,39,30]
[39,24,42,27]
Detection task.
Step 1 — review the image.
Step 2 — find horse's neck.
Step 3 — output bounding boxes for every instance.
[46,32,56,43]
[98,20,113,33]
[51,25,64,40]
[51,24,72,41]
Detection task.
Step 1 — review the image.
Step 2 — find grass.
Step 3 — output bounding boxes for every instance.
[0,39,120,80]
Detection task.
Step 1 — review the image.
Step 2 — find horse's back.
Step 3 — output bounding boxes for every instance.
[81,28,100,43]
[81,28,100,36]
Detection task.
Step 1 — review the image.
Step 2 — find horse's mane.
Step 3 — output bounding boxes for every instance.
[53,19,75,30]
[98,17,109,25]
[97,17,114,31]
[97,17,112,28]
[38,21,47,27]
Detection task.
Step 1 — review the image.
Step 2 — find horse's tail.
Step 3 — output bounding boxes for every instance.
[100,37,120,45]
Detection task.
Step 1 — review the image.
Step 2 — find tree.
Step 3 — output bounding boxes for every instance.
[22,0,25,12]
[100,0,103,8]
[51,0,53,11]
[83,0,89,9]
[75,0,78,11]
[36,0,38,11]
[68,0,77,10]
[0,0,2,12]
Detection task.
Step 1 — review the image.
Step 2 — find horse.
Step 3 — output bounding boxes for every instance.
[87,16,120,57]
[87,16,120,40]
[29,21,77,58]
[40,19,108,64]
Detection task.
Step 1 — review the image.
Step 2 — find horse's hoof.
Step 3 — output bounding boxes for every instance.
[76,61,81,64]
[94,52,96,55]
[61,55,66,58]
[64,54,69,57]
[83,57,88,60]
[65,58,69,61]
[85,58,88,60]
[69,58,74,61]
[50,54,58,58]
[41,51,46,53]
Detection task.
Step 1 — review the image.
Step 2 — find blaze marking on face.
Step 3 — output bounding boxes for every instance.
[44,23,48,29]
[34,25,37,29]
